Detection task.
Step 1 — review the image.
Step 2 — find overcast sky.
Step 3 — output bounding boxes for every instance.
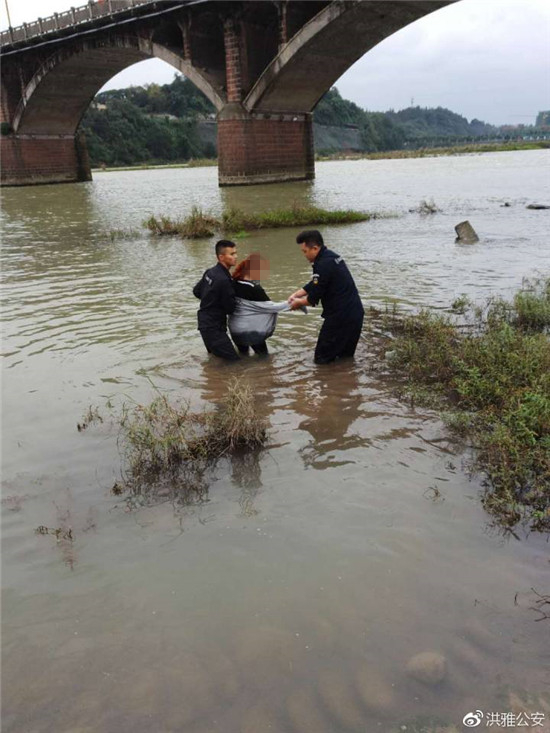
[2,0,549,125]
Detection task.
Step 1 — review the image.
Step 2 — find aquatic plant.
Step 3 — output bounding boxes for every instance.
[382,276,550,532]
[450,294,472,314]
[222,204,376,231]
[177,207,219,238]
[143,203,384,239]
[410,199,440,215]
[513,277,550,332]
[107,228,142,241]
[77,405,103,431]
[144,207,218,238]
[116,377,268,505]
[143,214,186,236]
[35,526,74,541]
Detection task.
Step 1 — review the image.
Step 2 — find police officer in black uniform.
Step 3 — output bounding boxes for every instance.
[193,239,240,361]
[288,230,364,364]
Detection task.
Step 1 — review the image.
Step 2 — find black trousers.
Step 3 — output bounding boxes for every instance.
[314,314,364,364]
[234,341,269,356]
[199,328,240,361]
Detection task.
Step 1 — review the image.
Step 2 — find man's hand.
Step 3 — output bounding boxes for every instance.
[289,296,308,310]
[287,288,306,303]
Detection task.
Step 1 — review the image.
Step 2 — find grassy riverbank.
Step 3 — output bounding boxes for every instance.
[91,140,549,172]
[92,159,217,173]
[381,277,550,532]
[317,140,550,162]
[144,204,384,238]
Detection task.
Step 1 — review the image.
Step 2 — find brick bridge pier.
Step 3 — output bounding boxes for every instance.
[0,0,452,187]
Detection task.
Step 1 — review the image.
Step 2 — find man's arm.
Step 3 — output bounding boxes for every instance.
[287,287,307,303]
[219,278,237,315]
[193,279,202,299]
[303,261,332,307]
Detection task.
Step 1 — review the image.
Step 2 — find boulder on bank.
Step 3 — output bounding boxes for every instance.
[455,220,479,243]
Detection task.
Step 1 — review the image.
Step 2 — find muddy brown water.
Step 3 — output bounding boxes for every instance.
[2,151,550,732]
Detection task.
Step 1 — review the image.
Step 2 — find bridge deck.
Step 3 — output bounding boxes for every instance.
[0,0,167,48]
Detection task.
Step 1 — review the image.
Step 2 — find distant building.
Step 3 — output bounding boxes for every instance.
[148,113,178,121]
[535,111,550,128]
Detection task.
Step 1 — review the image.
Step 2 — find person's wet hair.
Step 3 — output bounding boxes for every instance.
[215,239,236,258]
[296,230,324,248]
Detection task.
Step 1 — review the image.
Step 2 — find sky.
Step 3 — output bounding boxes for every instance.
[2,0,549,125]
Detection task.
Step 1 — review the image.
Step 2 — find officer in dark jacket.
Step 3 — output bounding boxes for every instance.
[193,240,240,361]
[288,230,364,364]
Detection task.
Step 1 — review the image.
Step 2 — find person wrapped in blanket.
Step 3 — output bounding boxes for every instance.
[229,253,306,356]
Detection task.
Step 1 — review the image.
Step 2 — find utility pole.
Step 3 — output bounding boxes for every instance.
[4,0,12,27]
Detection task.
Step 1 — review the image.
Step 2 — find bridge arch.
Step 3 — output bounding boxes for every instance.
[245,0,450,113]
[14,36,224,135]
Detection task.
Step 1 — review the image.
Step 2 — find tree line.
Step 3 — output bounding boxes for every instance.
[78,75,546,167]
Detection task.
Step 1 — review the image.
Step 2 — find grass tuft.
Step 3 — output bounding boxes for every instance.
[77,405,103,432]
[117,377,268,505]
[143,214,183,236]
[107,228,142,241]
[409,199,440,215]
[144,207,219,238]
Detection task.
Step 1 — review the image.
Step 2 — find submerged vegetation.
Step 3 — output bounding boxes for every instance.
[107,228,142,241]
[381,277,550,532]
[113,377,268,505]
[409,199,440,215]
[144,204,384,238]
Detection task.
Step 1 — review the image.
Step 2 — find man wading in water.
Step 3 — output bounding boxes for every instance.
[193,240,240,361]
[287,230,364,364]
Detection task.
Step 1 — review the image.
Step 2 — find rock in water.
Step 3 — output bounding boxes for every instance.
[455,221,479,243]
[406,651,447,685]
[355,665,394,715]
[317,669,366,729]
[526,204,550,210]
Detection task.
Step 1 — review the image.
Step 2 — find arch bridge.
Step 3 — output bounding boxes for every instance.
[0,0,454,187]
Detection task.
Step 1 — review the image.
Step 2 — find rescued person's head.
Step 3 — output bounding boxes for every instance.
[215,239,237,269]
[233,252,269,281]
[296,230,324,262]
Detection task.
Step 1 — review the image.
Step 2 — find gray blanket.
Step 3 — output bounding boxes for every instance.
[228,298,306,345]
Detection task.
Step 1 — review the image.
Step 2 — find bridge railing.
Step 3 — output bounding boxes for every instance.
[0,0,155,47]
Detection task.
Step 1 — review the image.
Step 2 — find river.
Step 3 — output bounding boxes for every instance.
[2,150,550,732]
